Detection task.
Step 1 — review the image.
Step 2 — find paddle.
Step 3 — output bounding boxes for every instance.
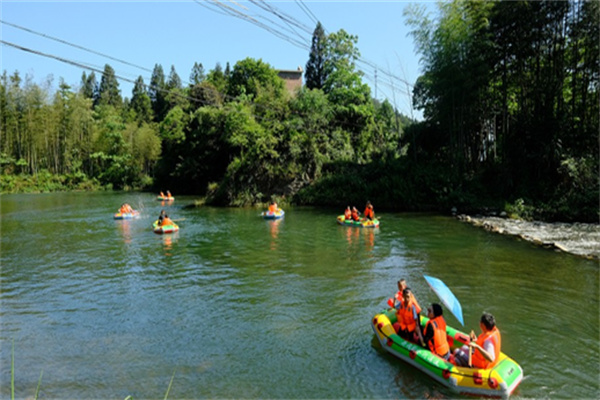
[468,330,476,367]
[172,218,186,222]
[412,296,425,347]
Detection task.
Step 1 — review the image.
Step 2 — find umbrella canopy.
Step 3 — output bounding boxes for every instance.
[424,275,464,326]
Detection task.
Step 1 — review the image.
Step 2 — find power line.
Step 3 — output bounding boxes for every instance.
[295,0,320,27]
[1,19,153,73]
[196,1,414,105]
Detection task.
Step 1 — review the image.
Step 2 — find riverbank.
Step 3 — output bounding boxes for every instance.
[457,215,600,260]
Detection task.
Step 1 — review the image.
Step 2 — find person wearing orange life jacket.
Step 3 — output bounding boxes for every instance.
[351,206,361,221]
[388,279,421,310]
[363,201,375,220]
[422,303,451,360]
[166,190,172,199]
[453,312,501,368]
[160,214,175,227]
[344,206,352,220]
[119,203,133,214]
[160,191,165,198]
[268,201,279,213]
[393,288,424,344]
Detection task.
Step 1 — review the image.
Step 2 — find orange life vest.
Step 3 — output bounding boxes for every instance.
[472,326,501,369]
[344,209,352,219]
[394,291,420,310]
[397,299,421,332]
[364,205,374,219]
[351,210,360,221]
[269,204,276,212]
[161,217,174,226]
[426,316,450,357]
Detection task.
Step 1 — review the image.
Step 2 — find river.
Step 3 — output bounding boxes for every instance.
[1,192,598,399]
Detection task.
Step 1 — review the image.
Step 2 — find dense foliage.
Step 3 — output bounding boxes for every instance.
[402,0,598,221]
[1,0,597,222]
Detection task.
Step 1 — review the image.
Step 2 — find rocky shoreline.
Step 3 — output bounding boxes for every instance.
[457,215,600,260]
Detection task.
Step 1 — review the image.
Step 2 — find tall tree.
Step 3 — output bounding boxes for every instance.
[80,71,97,99]
[166,65,187,110]
[130,76,153,124]
[305,22,327,90]
[149,64,167,122]
[206,63,227,95]
[190,62,205,85]
[95,64,121,108]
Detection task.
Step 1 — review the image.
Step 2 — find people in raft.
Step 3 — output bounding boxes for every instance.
[119,203,134,214]
[453,312,501,368]
[344,206,352,220]
[159,213,175,227]
[166,190,172,198]
[268,201,279,213]
[363,201,375,220]
[157,209,167,225]
[422,303,451,361]
[393,288,424,344]
[389,279,421,310]
[351,206,361,221]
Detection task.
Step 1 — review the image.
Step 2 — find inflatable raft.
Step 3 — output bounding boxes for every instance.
[371,309,523,398]
[261,209,285,219]
[114,211,139,219]
[153,221,179,234]
[337,215,379,228]
[157,196,174,201]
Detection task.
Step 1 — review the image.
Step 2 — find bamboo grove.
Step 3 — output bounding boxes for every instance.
[1,0,598,222]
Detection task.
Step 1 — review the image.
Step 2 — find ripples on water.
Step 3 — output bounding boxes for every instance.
[1,194,598,399]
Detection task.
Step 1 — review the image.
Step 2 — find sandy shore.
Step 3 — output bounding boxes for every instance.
[457,215,600,260]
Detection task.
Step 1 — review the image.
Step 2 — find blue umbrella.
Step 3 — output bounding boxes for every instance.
[424,275,464,326]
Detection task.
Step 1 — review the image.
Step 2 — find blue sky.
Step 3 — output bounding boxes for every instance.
[1,1,437,119]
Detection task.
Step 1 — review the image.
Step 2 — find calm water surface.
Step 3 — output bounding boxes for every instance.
[1,192,598,399]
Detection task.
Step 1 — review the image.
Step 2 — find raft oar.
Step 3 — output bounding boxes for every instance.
[172,218,186,222]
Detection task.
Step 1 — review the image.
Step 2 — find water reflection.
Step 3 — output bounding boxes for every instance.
[162,233,178,256]
[116,220,133,244]
[268,219,281,251]
[343,227,377,252]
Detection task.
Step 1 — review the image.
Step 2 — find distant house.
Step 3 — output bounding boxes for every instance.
[277,66,303,94]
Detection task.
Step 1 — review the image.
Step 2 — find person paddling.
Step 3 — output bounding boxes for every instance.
[453,312,501,368]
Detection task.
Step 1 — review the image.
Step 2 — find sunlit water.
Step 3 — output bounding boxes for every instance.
[1,192,598,399]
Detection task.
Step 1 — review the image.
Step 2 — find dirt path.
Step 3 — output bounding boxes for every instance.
[457,215,600,260]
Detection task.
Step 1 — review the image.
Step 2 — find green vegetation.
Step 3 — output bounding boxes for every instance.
[1,0,597,222]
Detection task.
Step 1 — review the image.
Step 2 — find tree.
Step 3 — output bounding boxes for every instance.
[166,65,187,110]
[149,64,167,122]
[95,64,122,108]
[207,63,227,95]
[305,22,327,90]
[227,58,285,100]
[130,76,153,124]
[189,81,223,111]
[190,62,205,85]
[80,71,97,99]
